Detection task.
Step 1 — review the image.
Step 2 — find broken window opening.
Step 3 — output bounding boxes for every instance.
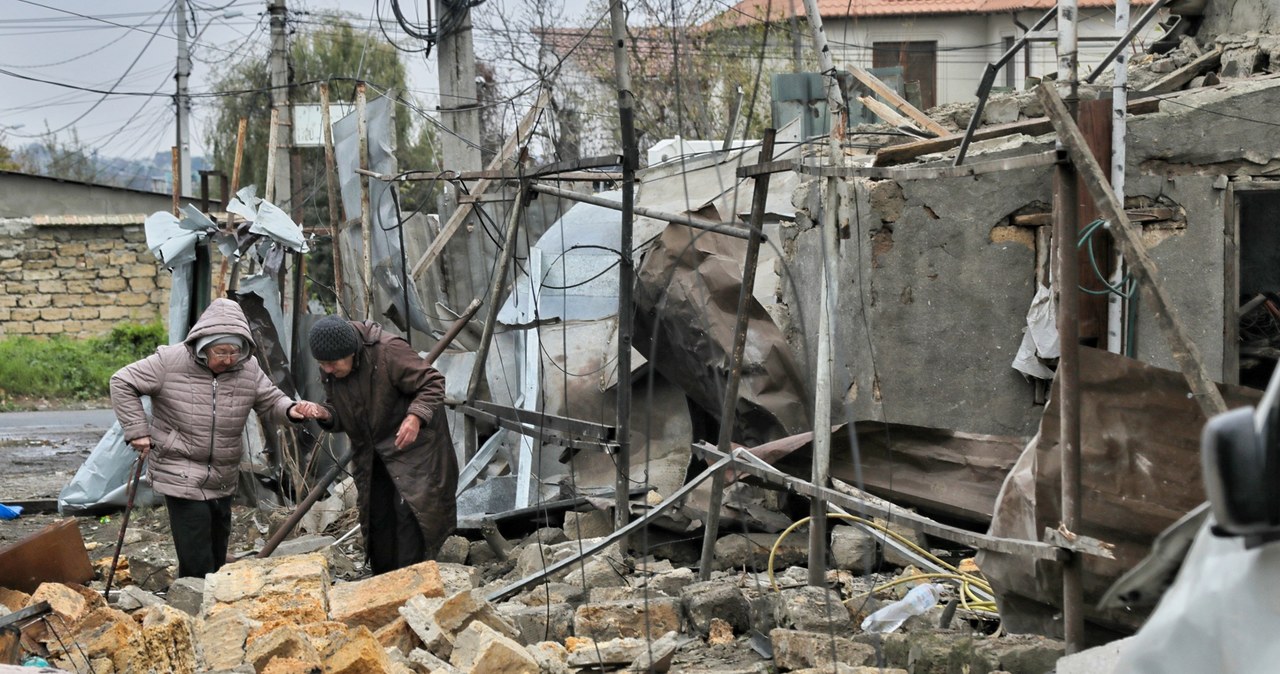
[1234,186,1280,389]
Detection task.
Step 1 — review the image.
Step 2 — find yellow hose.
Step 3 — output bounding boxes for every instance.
[766,514,999,615]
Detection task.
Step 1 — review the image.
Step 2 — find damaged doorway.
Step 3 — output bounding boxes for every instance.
[1230,183,1280,389]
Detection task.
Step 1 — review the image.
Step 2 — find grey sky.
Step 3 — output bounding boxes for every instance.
[0,0,594,164]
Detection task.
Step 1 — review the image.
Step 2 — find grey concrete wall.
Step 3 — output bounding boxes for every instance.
[1200,1,1280,44]
[781,165,1051,437]
[0,172,173,218]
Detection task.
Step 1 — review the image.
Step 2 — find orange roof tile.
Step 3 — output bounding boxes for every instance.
[719,0,1152,23]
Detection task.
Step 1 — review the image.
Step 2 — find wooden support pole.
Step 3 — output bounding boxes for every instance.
[264,108,279,204]
[319,84,347,317]
[846,64,949,136]
[699,129,777,580]
[409,90,550,283]
[1037,82,1229,418]
[463,183,528,462]
[356,83,372,320]
[171,147,180,216]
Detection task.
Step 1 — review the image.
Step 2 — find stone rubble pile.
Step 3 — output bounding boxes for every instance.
[0,514,1068,674]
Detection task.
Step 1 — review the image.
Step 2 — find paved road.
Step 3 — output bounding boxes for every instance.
[0,408,117,432]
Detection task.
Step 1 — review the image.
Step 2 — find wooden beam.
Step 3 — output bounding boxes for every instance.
[1138,47,1222,96]
[846,65,949,136]
[1037,82,1228,417]
[858,95,917,130]
[874,97,1161,167]
[410,89,550,283]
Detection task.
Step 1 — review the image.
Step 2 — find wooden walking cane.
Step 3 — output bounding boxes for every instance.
[104,447,148,598]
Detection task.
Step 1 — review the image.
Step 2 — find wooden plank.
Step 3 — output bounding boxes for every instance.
[740,152,1056,181]
[874,97,1162,167]
[1038,82,1229,417]
[410,89,550,283]
[0,520,93,594]
[858,95,916,130]
[1139,47,1222,96]
[847,64,947,135]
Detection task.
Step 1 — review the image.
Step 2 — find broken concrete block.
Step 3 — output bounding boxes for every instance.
[775,586,853,633]
[260,657,324,674]
[714,533,806,571]
[434,562,481,597]
[496,602,574,646]
[246,623,322,672]
[770,628,876,671]
[790,667,906,674]
[976,633,1065,674]
[129,555,177,592]
[468,540,498,566]
[399,595,452,659]
[140,604,198,674]
[438,536,469,565]
[563,509,613,539]
[868,180,906,224]
[375,616,422,655]
[525,641,570,674]
[640,567,694,598]
[626,630,680,672]
[873,519,928,569]
[322,625,395,674]
[573,597,682,641]
[448,621,539,674]
[408,647,459,674]
[433,589,520,641]
[196,606,261,671]
[329,560,444,630]
[679,580,750,637]
[511,582,585,608]
[521,527,568,547]
[117,584,165,612]
[202,553,331,625]
[565,636,647,668]
[589,586,661,603]
[271,535,336,558]
[167,576,205,616]
[830,525,879,573]
[982,96,1021,125]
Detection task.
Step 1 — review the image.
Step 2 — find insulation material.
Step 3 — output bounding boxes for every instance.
[634,224,809,447]
[978,347,1261,636]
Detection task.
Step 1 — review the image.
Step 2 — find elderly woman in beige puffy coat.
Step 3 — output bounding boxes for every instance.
[110,298,322,578]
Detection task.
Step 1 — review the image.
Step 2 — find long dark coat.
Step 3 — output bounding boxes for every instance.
[317,320,457,558]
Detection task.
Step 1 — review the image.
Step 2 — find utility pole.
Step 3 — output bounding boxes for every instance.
[175,0,192,197]
[268,0,292,212]
[609,0,637,538]
[436,0,484,303]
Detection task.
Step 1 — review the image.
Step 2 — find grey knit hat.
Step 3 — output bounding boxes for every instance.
[309,316,359,361]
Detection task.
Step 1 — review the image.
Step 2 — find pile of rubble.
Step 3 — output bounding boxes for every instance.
[0,508,1071,674]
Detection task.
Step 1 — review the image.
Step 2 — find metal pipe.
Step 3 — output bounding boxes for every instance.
[1085,0,1172,83]
[801,0,843,589]
[699,130,777,580]
[1107,0,1130,355]
[356,83,373,320]
[530,183,755,241]
[610,0,637,538]
[1056,0,1084,653]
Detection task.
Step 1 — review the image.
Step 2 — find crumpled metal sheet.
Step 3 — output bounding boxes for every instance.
[978,346,1262,637]
[144,211,198,268]
[1013,282,1058,380]
[634,223,810,447]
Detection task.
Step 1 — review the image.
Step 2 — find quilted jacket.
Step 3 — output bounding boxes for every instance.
[110,298,297,500]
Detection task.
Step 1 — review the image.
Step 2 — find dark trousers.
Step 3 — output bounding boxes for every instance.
[165,494,233,579]
[367,454,426,574]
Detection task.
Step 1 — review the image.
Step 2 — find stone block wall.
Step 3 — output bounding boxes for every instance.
[0,216,169,339]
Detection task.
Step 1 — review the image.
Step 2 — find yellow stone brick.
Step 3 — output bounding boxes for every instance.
[70,307,99,320]
[59,606,143,673]
[261,657,325,674]
[36,280,65,294]
[94,277,128,292]
[34,321,65,334]
[0,587,30,612]
[24,268,58,280]
[99,306,129,320]
[373,616,420,656]
[322,626,394,674]
[24,582,105,643]
[59,243,88,256]
[122,264,156,279]
[246,623,322,672]
[140,605,198,674]
[5,321,33,334]
[329,560,445,630]
[117,292,151,307]
[19,294,51,308]
[40,307,71,321]
[202,554,331,626]
[0,294,16,307]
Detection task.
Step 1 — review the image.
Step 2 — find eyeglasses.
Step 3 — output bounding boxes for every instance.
[207,348,242,360]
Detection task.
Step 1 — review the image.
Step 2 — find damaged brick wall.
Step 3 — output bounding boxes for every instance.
[0,218,170,338]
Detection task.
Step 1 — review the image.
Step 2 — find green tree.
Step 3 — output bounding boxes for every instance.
[0,139,18,171]
[205,14,438,307]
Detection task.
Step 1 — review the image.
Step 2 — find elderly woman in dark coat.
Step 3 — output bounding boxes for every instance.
[110,298,319,578]
[306,315,458,574]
